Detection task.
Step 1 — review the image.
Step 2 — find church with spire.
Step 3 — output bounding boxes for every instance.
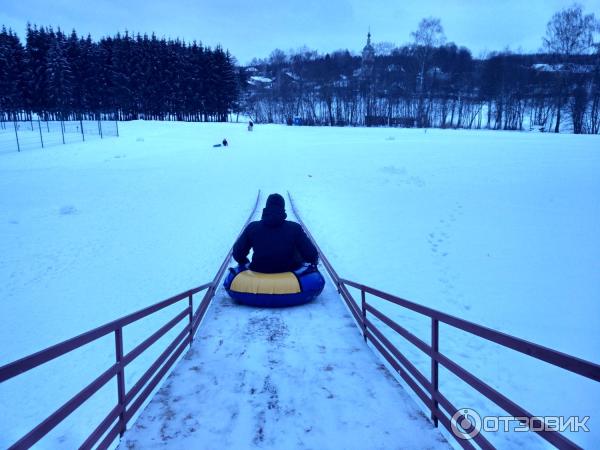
[359,30,376,124]
[361,30,375,79]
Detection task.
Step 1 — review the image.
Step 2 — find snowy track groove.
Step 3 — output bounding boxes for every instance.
[119,277,449,449]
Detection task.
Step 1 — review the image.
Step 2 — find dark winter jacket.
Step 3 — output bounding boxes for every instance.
[233,198,318,273]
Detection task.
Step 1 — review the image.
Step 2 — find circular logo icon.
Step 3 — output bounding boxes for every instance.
[451,408,482,440]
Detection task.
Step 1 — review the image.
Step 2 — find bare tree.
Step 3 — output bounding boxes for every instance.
[543,3,599,132]
[411,17,446,127]
[543,4,597,56]
[374,41,396,56]
[411,18,446,49]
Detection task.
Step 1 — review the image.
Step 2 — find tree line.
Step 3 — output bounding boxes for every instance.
[0,25,240,122]
[1,4,598,133]
[243,5,600,134]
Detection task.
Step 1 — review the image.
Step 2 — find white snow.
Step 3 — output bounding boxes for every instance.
[249,76,273,84]
[0,121,599,449]
[531,63,593,73]
[284,71,300,81]
[532,63,555,71]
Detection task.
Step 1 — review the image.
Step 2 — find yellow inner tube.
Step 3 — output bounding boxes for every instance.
[231,270,301,294]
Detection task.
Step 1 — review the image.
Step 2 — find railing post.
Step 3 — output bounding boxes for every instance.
[361,289,367,342]
[80,119,85,142]
[431,318,439,427]
[188,295,194,348]
[114,328,127,437]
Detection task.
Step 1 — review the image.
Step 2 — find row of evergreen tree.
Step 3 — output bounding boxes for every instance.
[0,25,240,121]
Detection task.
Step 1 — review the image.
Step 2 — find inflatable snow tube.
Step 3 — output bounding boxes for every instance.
[223,264,325,307]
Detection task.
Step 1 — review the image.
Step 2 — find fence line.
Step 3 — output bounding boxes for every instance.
[0,119,119,153]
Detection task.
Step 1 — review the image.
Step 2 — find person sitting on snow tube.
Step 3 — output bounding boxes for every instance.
[224,263,325,307]
[224,193,325,306]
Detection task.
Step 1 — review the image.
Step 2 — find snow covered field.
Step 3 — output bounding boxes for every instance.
[0,121,598,448]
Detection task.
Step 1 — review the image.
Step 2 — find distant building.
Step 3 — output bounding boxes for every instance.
[361,31,375,79]
[361,31,376,123]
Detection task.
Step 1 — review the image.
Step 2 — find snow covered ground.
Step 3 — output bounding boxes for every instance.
[0,121,598,448]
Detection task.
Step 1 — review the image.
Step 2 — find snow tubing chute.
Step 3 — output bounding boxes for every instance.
[223,264,325,307]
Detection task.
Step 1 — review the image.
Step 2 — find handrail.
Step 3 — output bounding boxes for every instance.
[0,283,211,383]
[0,190,261,450]
[288,192,599,450]
[342,278,600,382]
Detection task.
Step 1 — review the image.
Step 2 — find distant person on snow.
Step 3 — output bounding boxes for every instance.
[222,138,228,146]
[248,120,254,131]
[233,193,318,273]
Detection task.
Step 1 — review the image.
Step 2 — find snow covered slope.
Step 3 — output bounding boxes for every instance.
[1,121,598,448]
[118,280,449,450]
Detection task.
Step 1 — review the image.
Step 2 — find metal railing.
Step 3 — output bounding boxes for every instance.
[287,192,600,450]
[0,191,260,449]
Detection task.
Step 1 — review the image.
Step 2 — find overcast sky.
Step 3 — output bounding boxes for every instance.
[1,0,599,64]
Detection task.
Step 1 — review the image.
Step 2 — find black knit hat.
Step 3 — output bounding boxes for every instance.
[265,193,285,211]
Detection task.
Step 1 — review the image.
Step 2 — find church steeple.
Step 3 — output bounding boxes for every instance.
[360,29,375,123]
[361,29,375,70]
